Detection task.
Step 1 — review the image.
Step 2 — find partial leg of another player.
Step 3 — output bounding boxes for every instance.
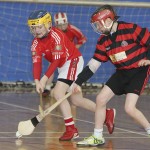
[70,89,116,135]
[53,81,79,141]
[42,73,54,97]
[76,85,115,146]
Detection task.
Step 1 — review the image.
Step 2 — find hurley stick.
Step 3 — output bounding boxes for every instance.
[39,90,44,116]
[18,92,72,136]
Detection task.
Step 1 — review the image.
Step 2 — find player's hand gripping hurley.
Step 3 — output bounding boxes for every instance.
[17,92,72,137]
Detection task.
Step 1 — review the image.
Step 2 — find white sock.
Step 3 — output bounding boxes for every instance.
[94,128,103,139]
[145,126,150,135]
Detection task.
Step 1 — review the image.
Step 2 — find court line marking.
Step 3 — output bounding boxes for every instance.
[0,101,148,137]
[0,136,150,139]
[0,101,38,112]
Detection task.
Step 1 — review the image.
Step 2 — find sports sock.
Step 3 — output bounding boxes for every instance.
[94,128,103,139]
[145,126,150,135]
[64,116,75,130]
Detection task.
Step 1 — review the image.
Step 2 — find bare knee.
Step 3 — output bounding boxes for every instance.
[70,94,82,107]
[96,95,107,107]
[71,99,80,106]
[124,106,135,116]
[53,89,63,101]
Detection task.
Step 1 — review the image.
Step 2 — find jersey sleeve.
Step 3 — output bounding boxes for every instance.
[132,24,150,59]
[70,25,87,45]
[132,24,150,47]
[45,59,60,78]
[31,39,42,80]
[93,37,109,62]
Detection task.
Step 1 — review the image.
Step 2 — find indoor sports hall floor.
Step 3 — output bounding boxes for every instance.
[0,87,150,150]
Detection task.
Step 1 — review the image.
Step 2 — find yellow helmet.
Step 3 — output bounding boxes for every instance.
[27,10,52,28]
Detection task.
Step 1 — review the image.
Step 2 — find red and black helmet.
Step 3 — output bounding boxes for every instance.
[91,5,119,24]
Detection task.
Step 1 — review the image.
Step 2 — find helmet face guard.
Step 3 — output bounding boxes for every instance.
[27,10,52,38]
[91,6,118,35]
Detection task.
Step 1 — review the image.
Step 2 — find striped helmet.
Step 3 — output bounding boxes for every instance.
[54,12,68,25]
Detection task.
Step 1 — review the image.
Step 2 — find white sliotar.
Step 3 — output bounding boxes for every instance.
[16,131,22,138]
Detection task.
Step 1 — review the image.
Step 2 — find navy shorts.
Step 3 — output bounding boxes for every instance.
[106,66,150,95]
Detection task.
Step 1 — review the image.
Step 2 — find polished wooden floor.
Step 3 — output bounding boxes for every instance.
[0,87,150,150]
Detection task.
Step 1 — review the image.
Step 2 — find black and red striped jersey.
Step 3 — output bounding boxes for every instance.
[93,21,150,70]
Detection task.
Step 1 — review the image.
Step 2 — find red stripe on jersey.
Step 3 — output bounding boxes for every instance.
[116,33,132,42]
[133,25,142,36]
[67,57,79,80]
[94,53,108,62]
[140,66,150,94]
[126,48,146,62]
[118,22,133,30]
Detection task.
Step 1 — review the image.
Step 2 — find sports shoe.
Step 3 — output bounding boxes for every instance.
[59,127,79,141]
[77,135,105,147]
[105,108,116,134]
[146,128,150,136]
[42,89,50,97]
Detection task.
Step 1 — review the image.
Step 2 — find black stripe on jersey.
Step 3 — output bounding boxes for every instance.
[97,28,133,45]
[108,39,135,52]
[135,28,146,43]
[146,37,150,46]
[132,24,137,34]
[133,25,150,46]
[97,36,108,45]
[125,45,143,55]
[117,28,133,35]
[93,56,108,62]
[114,51,147,68]
[95,49,107,56]
[147,47,150,59]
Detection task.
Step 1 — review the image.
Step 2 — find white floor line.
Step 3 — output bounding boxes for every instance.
[0,101,148,137]
[0,101,38,112]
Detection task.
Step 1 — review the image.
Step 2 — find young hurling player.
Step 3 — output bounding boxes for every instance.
[54,12,87,49]
[43,12,87,97]
[71,5,150,146]
[27,10,116,141]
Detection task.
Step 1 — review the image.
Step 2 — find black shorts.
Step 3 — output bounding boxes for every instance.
[58,78,73,86]
[106,66,150,95]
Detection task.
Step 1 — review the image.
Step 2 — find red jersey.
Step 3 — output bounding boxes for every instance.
[93,21,150,70]
[31,27,81,80]
[65,24,87,45]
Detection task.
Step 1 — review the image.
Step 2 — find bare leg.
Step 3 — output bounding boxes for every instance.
[70,86,116,134]
[53,81,72,117]
[70,91,95,112]
[95,85,115,129]
[125,93,150,129]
